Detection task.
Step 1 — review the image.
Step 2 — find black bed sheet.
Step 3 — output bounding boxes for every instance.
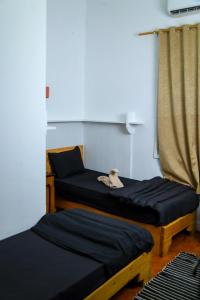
[0,230,105,300]
[55,169,159,224]
[32,209,153,277]
[55,169,198,226]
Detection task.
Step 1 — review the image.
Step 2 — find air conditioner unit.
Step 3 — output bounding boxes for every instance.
[168,0,200,17]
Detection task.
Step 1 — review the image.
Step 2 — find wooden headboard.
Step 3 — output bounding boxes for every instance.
[46,145,84,174]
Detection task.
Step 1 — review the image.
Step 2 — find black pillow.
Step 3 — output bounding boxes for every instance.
[48,146,84,179]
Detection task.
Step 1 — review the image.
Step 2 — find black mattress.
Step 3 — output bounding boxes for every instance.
[0,230,105,300]
[55,169,198,226]
[0,209,153,300]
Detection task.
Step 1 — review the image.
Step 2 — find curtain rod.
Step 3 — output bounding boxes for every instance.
[139,24,199,36]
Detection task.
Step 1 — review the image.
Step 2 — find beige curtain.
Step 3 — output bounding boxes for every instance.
[158,25,200,193]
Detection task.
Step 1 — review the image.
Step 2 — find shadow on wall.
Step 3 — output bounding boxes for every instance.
[160,0,168,14]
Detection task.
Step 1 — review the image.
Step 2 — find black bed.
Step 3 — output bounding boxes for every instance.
[0,208,153,300]
[54,169,199,226]
[0,230,105,300]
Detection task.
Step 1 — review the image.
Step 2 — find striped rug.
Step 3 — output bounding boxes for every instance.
[134,252,200,300]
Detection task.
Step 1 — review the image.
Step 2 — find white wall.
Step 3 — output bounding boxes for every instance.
[46,0,86,155]
[46,123,84,149]
[45,0,200,229]
[46,0,86,121]
[84,0,200,181]
[0,0,46,240]
[84,123,132,177]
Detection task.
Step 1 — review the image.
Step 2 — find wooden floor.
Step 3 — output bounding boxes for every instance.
[111,231,200,300]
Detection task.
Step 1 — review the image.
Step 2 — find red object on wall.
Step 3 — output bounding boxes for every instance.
[46,86,50,99]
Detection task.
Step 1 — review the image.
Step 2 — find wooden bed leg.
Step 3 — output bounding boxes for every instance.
[186,222,196,235]
[160,237,172,257]
[138,253,151,284]
[138,269,151,284]
[160,212,196,256]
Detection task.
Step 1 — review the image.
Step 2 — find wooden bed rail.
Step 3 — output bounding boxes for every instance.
[85,251,152,300]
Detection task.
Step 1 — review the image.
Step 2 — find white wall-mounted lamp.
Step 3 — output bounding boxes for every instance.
[126,112,136,134]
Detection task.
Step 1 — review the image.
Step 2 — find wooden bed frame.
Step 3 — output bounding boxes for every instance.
[85,251,151,300]
[46,145,196,257]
